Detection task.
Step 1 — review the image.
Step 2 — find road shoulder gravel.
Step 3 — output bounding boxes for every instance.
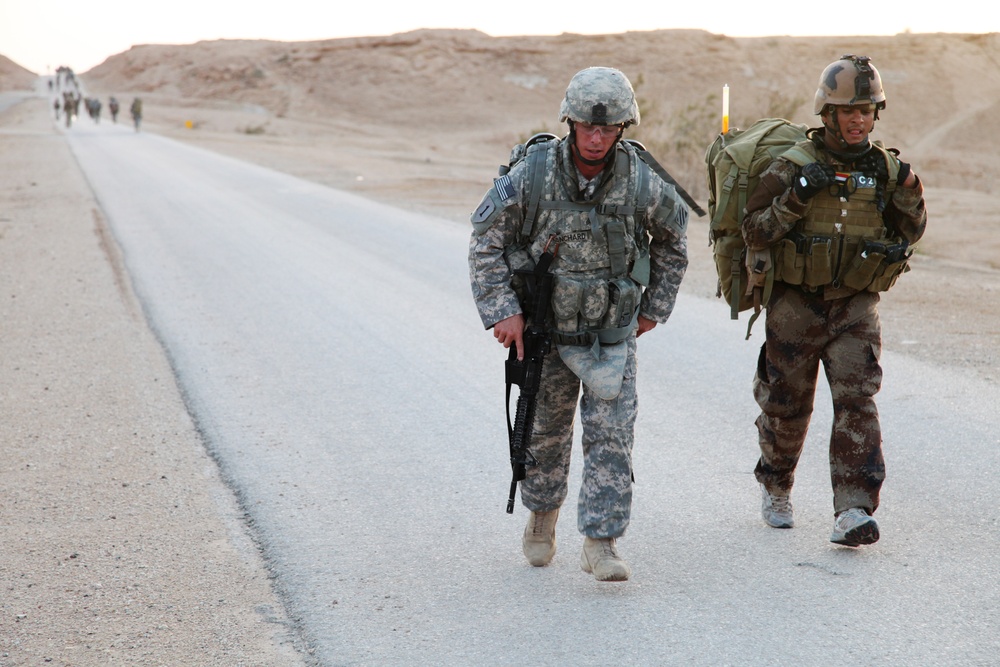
[0,98,307,665]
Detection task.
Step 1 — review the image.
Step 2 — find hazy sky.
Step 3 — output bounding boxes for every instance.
[2,0,994,75]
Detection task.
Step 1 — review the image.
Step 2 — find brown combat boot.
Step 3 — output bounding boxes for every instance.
[580,537,631,581]
[522,509,559,566]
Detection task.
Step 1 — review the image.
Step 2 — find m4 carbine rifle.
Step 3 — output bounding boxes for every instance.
[504,247,555,514]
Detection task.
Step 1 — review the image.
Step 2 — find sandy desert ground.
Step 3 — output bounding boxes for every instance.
[1,28,998,664]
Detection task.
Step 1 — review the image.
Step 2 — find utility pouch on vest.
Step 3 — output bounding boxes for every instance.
[867,256,910,292]
[551,277,609,334]
[603,278,641,330]
[804,237,833,287]
[775,235,806,286]
[841,242,886,291]
[550,276,639,346]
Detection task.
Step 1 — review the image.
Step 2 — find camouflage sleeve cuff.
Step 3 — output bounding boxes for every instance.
[640,233,687,322]
[482,299,522,330]
[892,173,924,211]
[782,188,811,217]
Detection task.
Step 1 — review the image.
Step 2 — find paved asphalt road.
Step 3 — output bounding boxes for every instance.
[65,120,999,666]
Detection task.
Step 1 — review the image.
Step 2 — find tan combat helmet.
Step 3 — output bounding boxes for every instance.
[559,67,640,127]
[813,54,886,117]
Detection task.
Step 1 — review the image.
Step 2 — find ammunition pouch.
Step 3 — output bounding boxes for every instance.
[549,275,640,347]
[859,239,911,292]
[774,232,910,293]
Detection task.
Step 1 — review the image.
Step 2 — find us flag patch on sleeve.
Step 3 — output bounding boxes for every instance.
[494,174,516,202]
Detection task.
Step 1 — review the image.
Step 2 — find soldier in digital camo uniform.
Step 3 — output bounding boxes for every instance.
[742,55,927,546]
[469,67,689,580]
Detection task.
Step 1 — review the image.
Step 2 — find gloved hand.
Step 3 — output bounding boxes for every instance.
[793,162,835,201]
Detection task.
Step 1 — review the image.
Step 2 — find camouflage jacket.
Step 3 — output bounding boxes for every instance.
[468,136,689,330]
[742,133,927,252]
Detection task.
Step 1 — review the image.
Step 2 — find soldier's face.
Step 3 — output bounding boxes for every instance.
[574,122,621,161]
[830,104,876,146]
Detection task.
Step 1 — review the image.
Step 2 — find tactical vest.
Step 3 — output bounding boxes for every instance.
[505,139,651,347]
[773,140,909,296]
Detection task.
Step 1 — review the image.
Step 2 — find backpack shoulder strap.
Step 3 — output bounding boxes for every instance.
[870,140,900,193]
[781,140,818,168]
[520,137,557,241]
[633,147,650,213]
[624,139,706,217]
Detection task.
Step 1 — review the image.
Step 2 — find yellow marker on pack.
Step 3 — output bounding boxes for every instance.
[722,84,730,134]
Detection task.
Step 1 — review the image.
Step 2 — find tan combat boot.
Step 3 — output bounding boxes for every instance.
[522,509,559,566]
[580,537,631,581]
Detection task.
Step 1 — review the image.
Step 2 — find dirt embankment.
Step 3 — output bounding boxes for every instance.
[0,54,36,90]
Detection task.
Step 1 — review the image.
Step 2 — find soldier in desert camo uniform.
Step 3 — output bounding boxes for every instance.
[743,55,927,546]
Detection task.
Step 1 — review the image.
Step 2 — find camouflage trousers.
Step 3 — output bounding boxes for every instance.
[520,335,637,538]
[753,284,885,515]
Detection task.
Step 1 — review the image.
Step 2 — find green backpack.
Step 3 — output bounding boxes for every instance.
[704,118,813,331]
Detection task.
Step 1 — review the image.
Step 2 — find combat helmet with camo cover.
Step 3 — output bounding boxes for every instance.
[491,67,701,252]
[559,67,640,127]
[813,54,886,117]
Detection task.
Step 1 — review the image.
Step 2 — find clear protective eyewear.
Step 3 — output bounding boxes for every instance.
[575,122,623,139]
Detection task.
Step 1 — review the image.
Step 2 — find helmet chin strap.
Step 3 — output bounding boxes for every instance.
[822,111,874,159]
[571,142,614,167]
[568,121,620,167]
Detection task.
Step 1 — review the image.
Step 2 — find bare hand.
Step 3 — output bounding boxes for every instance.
[636,315,657,337]
[493,314,525,360]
